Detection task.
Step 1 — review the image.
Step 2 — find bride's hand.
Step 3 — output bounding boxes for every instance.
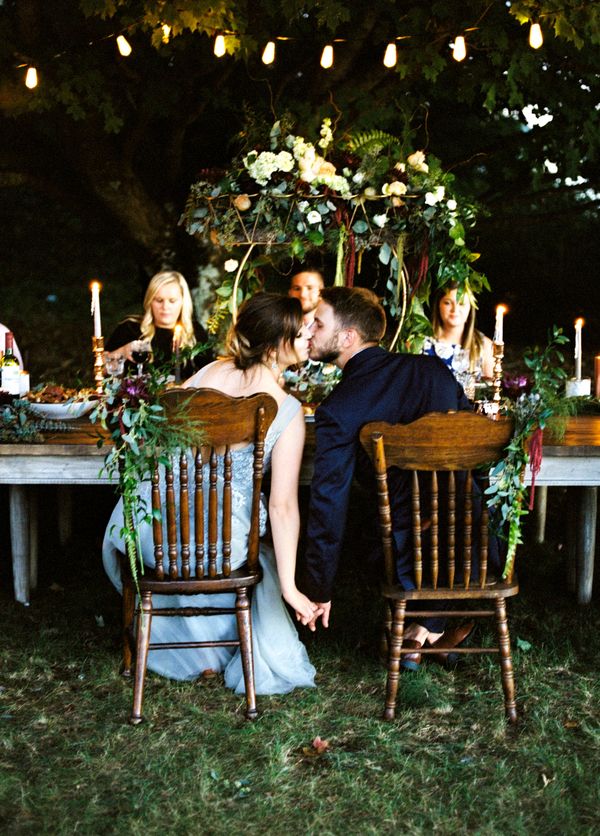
[282,587,323,629]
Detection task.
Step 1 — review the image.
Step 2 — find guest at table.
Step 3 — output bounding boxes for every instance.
[103,293,319,694]
[302,286,481,667]
[0,323,23,367]
[288,265,324,327]
[104,270,211,377]
[421,282,493,397]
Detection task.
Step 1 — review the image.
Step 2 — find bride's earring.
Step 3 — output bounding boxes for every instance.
[271,359,279,375]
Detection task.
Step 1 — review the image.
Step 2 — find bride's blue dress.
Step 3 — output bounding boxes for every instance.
[102,393,316,695]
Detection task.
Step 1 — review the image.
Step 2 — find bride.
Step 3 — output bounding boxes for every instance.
[102,293,319,694]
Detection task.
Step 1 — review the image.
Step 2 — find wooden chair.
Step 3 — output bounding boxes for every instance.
[121,388,278,724]
[359,411,518,723]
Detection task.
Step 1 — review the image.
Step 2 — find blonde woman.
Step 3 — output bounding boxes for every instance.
[422,283,493,395]
[105,270,211,376]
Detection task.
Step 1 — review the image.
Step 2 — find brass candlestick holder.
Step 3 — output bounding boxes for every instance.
[92,335,105,395]
[491,341,504,418]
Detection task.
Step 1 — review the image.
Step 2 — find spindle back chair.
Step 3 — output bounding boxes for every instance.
[359,411,519,723]
[121,388,278,724]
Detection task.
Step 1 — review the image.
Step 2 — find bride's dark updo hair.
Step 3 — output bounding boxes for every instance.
[226,293,304,371]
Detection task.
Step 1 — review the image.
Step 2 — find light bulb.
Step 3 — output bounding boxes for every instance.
[262,41,275,64]
[214,34,226,57]
[452,35,466,62]
[320,44,334,69]
[161,24,171,44]
[383,42,397,68]
[529,22,543,49]
[25,66,38,89]
[116,35,132,56]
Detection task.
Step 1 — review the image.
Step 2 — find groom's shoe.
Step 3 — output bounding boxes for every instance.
[427,621,475,667]
[400,639,423,672]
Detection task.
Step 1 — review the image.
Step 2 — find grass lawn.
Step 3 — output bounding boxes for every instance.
[1,488,599,835]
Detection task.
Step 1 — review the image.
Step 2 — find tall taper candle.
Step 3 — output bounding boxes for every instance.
[594,355,600,398]
[90,281,102,338]
[493,304,507,344]
[574,318,583,380]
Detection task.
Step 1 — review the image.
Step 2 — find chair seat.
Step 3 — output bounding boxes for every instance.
[382,578,519,600]
[139,566,262,595]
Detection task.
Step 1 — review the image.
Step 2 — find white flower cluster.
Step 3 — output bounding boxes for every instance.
[243,150,295,186]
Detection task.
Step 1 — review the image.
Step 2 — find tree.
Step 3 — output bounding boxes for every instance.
[1,0,599,284]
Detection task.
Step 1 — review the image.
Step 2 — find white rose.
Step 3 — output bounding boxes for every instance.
[447,199,457,211]
[224,259,239,272]
[382,181,408,197]
[424,186,445,206]
[363,187,377,198]
[407,150,429,173]
[275,151,294,172]
[306,210,322,224]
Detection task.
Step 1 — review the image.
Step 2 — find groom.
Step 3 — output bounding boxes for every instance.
[301,286,473,659]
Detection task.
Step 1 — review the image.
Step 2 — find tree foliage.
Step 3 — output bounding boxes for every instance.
[1,0,599,276]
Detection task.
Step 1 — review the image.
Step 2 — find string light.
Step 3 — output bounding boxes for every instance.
[116,35,132,56]
[161,24,171,44]
[529,22,543,49]
[383,42,397,68]
[262,40,276,64]
[320,44,334,69]
[25,66,38,89]
[452,35,467,62]
[214,34,226,57]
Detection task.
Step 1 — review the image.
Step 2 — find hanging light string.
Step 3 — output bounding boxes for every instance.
[13,11,561,89]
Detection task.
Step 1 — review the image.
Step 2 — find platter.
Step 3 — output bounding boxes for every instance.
[27,400,96,420]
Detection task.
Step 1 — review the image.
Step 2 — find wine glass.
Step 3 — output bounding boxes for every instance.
[131,339,151,377]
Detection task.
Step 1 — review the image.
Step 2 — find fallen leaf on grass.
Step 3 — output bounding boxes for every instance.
[302,736,331,757]
[516,637,532,652]
[563,719,580,729]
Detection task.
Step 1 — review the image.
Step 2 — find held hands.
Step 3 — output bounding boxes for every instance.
[282,587,326,632]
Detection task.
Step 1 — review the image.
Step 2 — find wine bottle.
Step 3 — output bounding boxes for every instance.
[1,331,21,395]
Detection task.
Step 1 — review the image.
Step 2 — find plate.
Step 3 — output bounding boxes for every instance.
[27,400,96,420]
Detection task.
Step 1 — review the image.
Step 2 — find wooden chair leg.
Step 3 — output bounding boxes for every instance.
[235,587,258,720]
[495,598,517,724]
[130,592,153,726]
[121,572,135,678]
[383,599,406,721]
[379,599,392,662]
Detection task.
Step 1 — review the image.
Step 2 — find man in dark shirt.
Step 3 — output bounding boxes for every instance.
[302,286,473,661]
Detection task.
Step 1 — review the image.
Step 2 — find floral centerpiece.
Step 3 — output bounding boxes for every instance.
[90,366,204,588]
[184,117,487,346]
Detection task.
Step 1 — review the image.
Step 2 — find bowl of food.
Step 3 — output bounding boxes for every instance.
[25,385,97,420]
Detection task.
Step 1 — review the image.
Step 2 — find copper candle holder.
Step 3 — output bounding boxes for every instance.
[491,341,504,418]
[92,335,105,395]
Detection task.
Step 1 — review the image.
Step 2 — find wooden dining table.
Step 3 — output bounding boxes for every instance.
[2,413,599,606]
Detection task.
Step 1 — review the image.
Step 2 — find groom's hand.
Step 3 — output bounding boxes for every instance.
[310,601,331,630]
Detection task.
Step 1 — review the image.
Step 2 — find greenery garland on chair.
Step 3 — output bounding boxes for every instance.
[90,362,205,590]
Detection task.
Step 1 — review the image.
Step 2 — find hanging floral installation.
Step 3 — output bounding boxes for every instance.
[183,117,488,348]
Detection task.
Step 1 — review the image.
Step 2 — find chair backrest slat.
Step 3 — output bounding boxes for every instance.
[142,389,278,584]
[222,446,232,577]
[448,470,456,588]
[412,471,422,589]
[360,412,514,593]
[208,447,218,578]
[152,466,164,580]
[165,462,178,580]
[194,449,204,578]
[430,470,439,589]
[179,452,190,579]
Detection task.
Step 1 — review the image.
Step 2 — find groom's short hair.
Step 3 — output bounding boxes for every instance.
[320,287,386,344]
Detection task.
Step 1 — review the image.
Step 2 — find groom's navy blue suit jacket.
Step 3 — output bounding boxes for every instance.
[302,345,471,603]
